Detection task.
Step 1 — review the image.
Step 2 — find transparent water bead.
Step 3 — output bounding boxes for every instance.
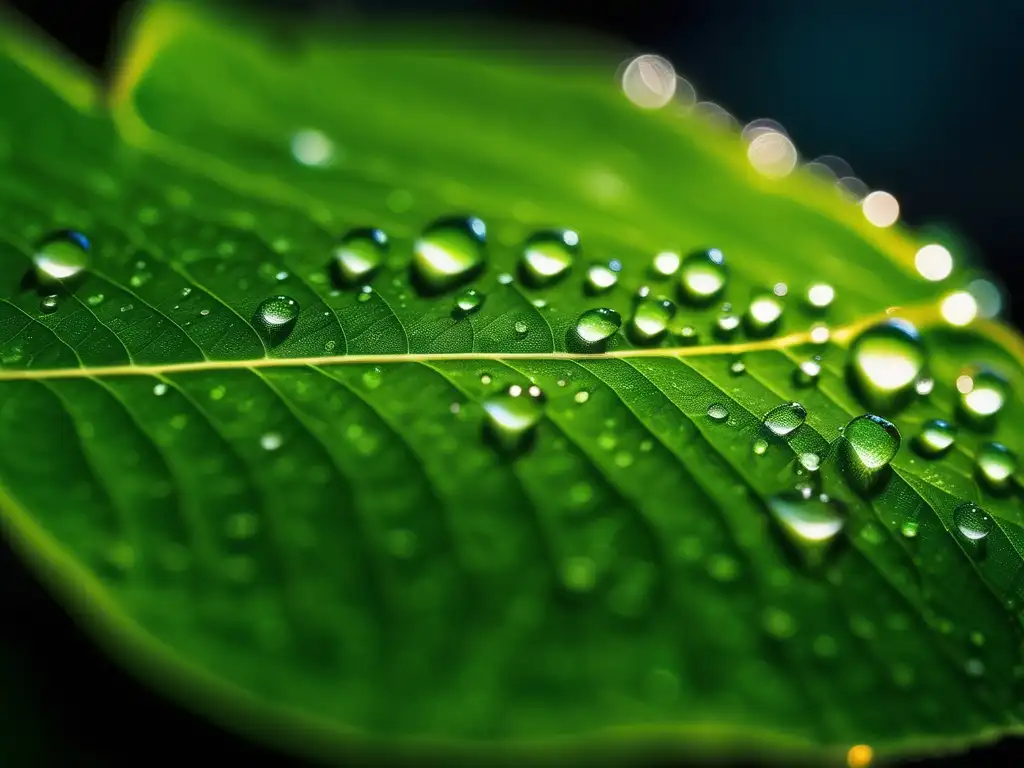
[847,319,926,410]
[520,229,577,286]
[412,215,486,293]
[630,296,676,345]
[842,414,901,473]
[34,229,90,282]
[913,419,956,458]
[975,442,1017,491]
[763,402,807,437]
[680,248,728,304]
[483,385,546,454]
[573,308,622,351]
[954,501,992,542]
[333,227,387,284]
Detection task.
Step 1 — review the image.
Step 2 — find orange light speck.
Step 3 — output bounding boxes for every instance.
[847,744,874,767]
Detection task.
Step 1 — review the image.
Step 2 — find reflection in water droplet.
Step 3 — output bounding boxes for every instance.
[521,229,577,286]
[914,419,956,458]
[976,442,1017,490]
[707,403,729,422]
[573,308,621,350]
[630,296,675,344]
[454,288,484,314]
[847,319,925,410]
[763,402,807,437]
[959,369,1009,424]
[585,260,620,293]
[254,295,299,343]
[652,251,681,277]
[333,227,387,284]
[484,385,545,454]
[680,248,727,304]
[954,502,992,541]
[843,414,901,472]
[412,216,486,292]
[34,229,90,281]
[39,294,59,314]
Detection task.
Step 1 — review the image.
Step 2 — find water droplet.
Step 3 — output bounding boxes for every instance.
[254,295,299,343]
[769,491,846,556]
[794,358,821,386]
[497,272,514,285]
[805,283,834,310]
[752,438,769,455]
[773,282,788,297]
[745,290,784,336]
[914,419,956,458]
[679,248,727,304]
[86,293,105,307]
[675,324,700,345]
[651,251,681,277]
[480,373,493,385]
[520,229,577,286]
[153,383,168,396]
[585,261,619,293]
[847,319,925,410]
[976,442,1017,490]
[629,296,675,344]
[513,320,529,338]
[901,520,919,538]
[572,308,621,350]
[809,324,830,344]
[959,368,1009,424]
[707,403,729,422]
[842,414,901,471]
[33,229,90,281]
[915,377,934,396]
[574,390,590,404]
[39,294,59,314]
[729,358,746,375]
[954,501,992,541]
[454,288,484,314]
[412,216,486,293]
[715,307,740,338]
[361,367,383,390]
[332,227,387,285]
[763,402,807,437]
[260,432,283,451]
[483,385,545,453]
[799,452,821,471]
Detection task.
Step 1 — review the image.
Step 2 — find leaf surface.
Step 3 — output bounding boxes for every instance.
[1,2,1023,763]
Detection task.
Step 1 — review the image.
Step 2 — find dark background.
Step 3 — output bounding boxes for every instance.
[3,0,1023,765]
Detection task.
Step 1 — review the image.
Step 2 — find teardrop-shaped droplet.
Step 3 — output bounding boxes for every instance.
[651,251,681,278]
[454,288,484,314]
[842,414,901,471]
[976,442,1017,490]
[794,358,821,387]
[254,295,299,343]
[412,216,486,293]
[573,308,621,350]
[483,384,545,454]
[847,319,926,411]
[768,491,846,563]
[914,419,956,458]
[763,402,807,437]
[745,290,784,337]
[332,227,388,285]
[585,260,620,293]
[959,368,1009,425]
[39,294,60,314]
[33,229,90,282]
[520,229,577,286]
[679,248,728,304]
[954,501,992,541]
[805,283,835,310]
[630,296,676,344]
[707,403,729,422]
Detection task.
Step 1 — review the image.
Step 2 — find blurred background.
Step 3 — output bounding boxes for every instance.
[3,0,1023,764]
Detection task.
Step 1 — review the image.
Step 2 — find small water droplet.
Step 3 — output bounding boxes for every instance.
[768,491,846,557]
[86,293,105,307]
[361,367,383,390]
[763,402,807,437]
[572,307,621,350]
[729,358,746,375]
[707,403,729,422]
[805,283,834,310]
[913,419,956,458]
[630,296,675,344]
[480,373,493,385]
[847,319,926,410]
[959,368,1009,424]
[520,229,577,286]
[333,227,388,284]
[454,288,484,314]
[254,295,299,343]
[33,229,90,281]
[794,358,821,386]
[675,324,700,345]
[715,307,740,338]
[842,414,901,472]
[745,290,784,336]
[260,432,283,451]
[585,261,619,293]
[497,272,514,285]
[39,294,59,314]
[574,390,590,404]
[412,216,486,293]
[901,520,919,538]
[752,438,769,455]
[809,324,830,344]
[153,383,168,396]
[976,442,1017,490]
[513,320,529,338]
[651,251,681,277]
[799,452,821,471]
[915,377,935,396]
[679,248,727,304]
[483,385,545,454]
[954,501,991,541]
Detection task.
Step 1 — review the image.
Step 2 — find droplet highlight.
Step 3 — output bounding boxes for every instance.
[679,248,727,304]
[520,229,577,286]
[914,419,956,458]
[33,229,90,282]
[847,319,925,411]
[332,227,387,285]
[412,216,486,293]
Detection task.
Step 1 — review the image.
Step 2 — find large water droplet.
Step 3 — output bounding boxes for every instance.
[572,308,621,351]
[745,290,784,337]
[959,368,1009,425]
[254,295,299,343]
[520,229,577,286]
[39,294,59,314]
[763,402,807,437]
[842,414,901,472]
[707,403,729,422]
[483,385,545,453]
[976,442,1017,491]
[332,227,387,284]
[33,229,90,282]
[629,296,675,344]
[454,288,484,315]
[585,260,620,293]
[847,319,925,411]
[954,501,992,541]
[679,248,727,304]
[914,419,956,458]
[412,216,486,293]
[769,491,846,562]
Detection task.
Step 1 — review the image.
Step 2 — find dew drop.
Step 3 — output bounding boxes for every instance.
[86,293,105,307]
[715,307,740,338]
[520,229,577,286]
[729,358,746,376]
[412,215,486,293]
[976,442,1017,490]
[675,324,700,345]
[39,294,59,314]
[454,288,484,314]
[573,308,622,350]
[763,402,807,437]
[799,452,821,472]
[254,295,299,343]
[954,501,992,541]
[805,283,834,310]
[768,491,846,552]
[752,438,769,456]
[915,377,935,397]
[707,403,729,422]
[901,520,919,538]
[847,319,926,410]
[794,358,821,387]
[745,290,784,336]
[513,320,529,338]
[679,248,727,304]
[630,296,676,344]
[153,383,168,396]
[332,227,388,285]
[585,261,620,293]
[842,414,901,471]
[260,432,283,451]
[483,385,545,454]
[959,368,1009,424]
[652,251,681,277]
[914,419,956,458]
[33,229,90,282]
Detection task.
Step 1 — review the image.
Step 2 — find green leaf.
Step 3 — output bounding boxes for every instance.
[1,2,1023,764]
